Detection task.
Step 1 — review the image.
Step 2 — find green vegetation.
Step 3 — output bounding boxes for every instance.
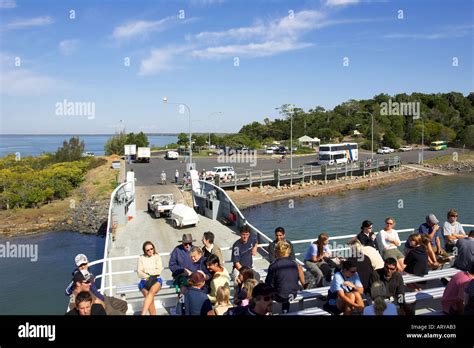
[0,138,107,210]
[104,131,149,155]
[237,92,474,149]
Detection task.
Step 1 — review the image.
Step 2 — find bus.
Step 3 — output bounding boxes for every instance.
[318,143,358,165]
[430,141,448,151]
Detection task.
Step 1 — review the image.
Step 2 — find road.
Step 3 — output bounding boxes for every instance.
[126,147,459,187]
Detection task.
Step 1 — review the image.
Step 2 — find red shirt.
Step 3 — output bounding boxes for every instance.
[441,271,473,313]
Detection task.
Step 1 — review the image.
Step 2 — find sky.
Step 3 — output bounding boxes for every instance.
[0,0,472,134]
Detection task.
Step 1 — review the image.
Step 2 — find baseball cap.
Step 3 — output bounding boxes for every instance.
[73,269,93,284]
[75,254,89,267]
[426,214,439,225]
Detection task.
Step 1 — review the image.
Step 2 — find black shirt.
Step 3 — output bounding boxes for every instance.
[65,304,107,316]
[348,256,373,291]
[268,239,296,263]
[357,231,378,249]
[231,236,257,268]
[369,268,405,303]
[265,257,299,302]
[404,247,429,276]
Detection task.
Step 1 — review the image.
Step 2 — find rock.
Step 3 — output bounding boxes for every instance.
[67,219,73,225]
[48,217,55,222]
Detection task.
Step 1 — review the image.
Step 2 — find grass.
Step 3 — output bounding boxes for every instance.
[425,150,474,166]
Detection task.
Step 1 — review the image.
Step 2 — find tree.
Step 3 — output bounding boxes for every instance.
[177,133,189,146]
[54,137,85,162]
[104,132,127,155]
[382,130,400,149]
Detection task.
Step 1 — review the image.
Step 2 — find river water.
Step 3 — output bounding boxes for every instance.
[0,175,472,314]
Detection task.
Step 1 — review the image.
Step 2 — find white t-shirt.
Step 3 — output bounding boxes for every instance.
[363,302,398,316]
[377,229,400,250]
[362,246,385,270]
[443,221,465,238]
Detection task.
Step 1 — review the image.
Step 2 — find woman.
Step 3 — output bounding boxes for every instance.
[376,217,405,272]
[234,266,256,305]
[240,279,259,307]
[420,234,442,270]
[137,241,163,315]
[404,233,429,291]
[206,254,230,304]
[304,233,333,287]
[213,285,234,315]
[357,220,378,249]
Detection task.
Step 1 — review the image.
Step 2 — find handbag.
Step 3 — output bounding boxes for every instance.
[143,275,158,291]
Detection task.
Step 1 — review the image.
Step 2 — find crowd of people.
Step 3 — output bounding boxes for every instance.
[65,208,473,316]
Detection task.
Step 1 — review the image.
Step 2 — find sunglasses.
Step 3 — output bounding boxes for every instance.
[385,266,396,271]
[145,248,154,252]
[183,243,192,246]
[386,222,394,225]
[259,295,273,302]
[450,215,458,218]
[78,263,88,267]
[82,280,91,284]
[347,269,357,274]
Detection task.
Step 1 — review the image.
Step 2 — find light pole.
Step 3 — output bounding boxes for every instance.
[207,112,222,149]
[356,111,374,160]
[275,105,294,171]
[163,97,192,168]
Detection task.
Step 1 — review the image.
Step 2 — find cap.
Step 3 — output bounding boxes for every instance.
[179,233,195,243]
[73,269,93,284]
[75,254,88,267]
[427,214,439,225]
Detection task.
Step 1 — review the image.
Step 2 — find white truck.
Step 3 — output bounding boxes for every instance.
[147,194,175,218]
[136,147,151,163]
[170,203,199,228]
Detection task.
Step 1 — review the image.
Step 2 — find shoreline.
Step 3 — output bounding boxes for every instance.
[228,167,435,210]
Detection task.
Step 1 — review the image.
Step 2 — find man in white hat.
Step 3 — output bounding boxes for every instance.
[419,214,448,258]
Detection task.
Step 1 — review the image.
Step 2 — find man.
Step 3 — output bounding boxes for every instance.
[65,254,102,298]
[453,230,474,272]
[231,225,258,281]
[368,258,405,305]
[160,170,166,185]
[176,272,213,316]
[443,209,466,252]
[419,214,447,258]
[66,291,106,316]
[326,259,365,315]
[169,234,195,290]
[268,227,296,263]
[265,241,302,313]
[226,283,274,316]
[175,169,179,184]
[202,231,224,266]
[441,264,474,315]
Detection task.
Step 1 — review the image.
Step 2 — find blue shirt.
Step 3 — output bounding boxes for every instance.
[304,243,330,261]
[169,245,193,278]
[231,236,257,268]
[328,272,363,306]
[418,223,438,247]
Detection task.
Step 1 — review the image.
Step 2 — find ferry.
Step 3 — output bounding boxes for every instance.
[83,169,472,316]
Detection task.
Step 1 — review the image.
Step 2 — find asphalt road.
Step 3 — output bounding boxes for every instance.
[126,147,459,187]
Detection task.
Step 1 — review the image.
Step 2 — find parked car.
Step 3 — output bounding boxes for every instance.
[206,166,235,180]
[377,147,395,154]
[275,146,287,155]
[82,151,95,157]
[265,148,274,154]
[398,145,413,152]
[165,151,179,160]
[170,203,199,228]
[147,194,175,218]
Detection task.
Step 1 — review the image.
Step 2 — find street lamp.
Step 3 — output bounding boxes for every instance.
[207,112,222,149]
[356,111,374,160]
[163,97,193,168]
[276,105,295,172]
[414,115,424,164]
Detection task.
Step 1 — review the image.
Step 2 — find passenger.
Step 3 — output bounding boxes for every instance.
[346,239,374,294]
[169,234,195,292]
[188,246,211,292]
[265,241,301,313]
[268,227,296,263]
[160,170,166,185]
[348,238,384,271]
[356,220,378,250]
[453,230,474,271]
[463,279,474,315]
[419,214,448,259]
[376,217,405,272]
[226,283,274,316]
[441,265,474,315]
[176,272,213,316]
[66,291,106,316]
[202,231,224,266]
[420,234,442,269]
[175,169,179,184]
[137,241,163,315]
[363,281,397,316]
[65,254,101,299]
[368,258,405,305]
[326,259,365,315]
[234,266,256,305]
[304,232,333,288]
[240,279,259,307]
[206,254,230,304]
[443,209,466,252]
[212,285,234,315]
[231,225,258,282]
[403,234,429,292]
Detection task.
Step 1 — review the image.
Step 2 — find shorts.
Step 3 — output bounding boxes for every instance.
[138,277,163,291]
[384,248,404,260]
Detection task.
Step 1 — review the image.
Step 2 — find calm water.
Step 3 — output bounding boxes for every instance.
[0,175,472,314]
[243,175,474,256]
[0,134,178,157]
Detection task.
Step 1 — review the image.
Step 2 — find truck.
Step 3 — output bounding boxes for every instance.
[147,194,175,218]
[136,147,151,163]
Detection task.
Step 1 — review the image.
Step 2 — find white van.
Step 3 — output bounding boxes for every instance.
[206,166,235,179]
[165,151,179,160]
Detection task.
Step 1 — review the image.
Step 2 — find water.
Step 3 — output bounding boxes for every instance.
[0,231,104,315]
[0,134,178,157]
[243,175,474,256]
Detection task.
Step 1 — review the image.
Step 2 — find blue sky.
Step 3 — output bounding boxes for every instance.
[0,0,472,134]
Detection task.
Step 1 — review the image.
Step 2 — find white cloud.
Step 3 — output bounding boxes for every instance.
[59,40,79,56]
[139,47,189,76]
[190,0,226,5]
[383,25,474,40]
[112,17,176,40]
[326,0,360,6]
[6,16,54,29]
[0,0,16,9]
[0,69,59,96]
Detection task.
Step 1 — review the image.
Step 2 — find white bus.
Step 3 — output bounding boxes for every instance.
[318,143,359,165]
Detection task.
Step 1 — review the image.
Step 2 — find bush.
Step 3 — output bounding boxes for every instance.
[54,137,85,163]
[382,130,400,149]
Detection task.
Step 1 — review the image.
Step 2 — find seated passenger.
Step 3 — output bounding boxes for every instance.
[137,241,163,315]
[66,291,106,316]
[443,209,466,252]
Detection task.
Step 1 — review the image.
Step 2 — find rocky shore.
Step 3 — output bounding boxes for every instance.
[424,160,474,174]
